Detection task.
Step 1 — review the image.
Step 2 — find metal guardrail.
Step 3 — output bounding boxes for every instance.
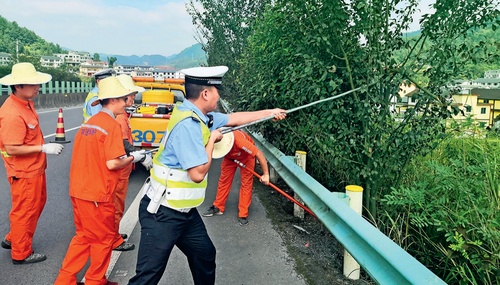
[247,132,447,285]
[218,98,445,283]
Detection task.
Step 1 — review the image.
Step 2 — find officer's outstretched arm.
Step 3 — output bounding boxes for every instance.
[226,109,286,126]
[186,129,222,183]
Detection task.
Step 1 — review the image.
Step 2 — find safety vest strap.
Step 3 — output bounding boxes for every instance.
[149,168,207,210]
[82,92,97,123]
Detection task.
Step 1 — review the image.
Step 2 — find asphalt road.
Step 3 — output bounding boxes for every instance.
[0,105,306,285]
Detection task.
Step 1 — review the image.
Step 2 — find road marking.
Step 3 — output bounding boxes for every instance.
[44,126,81,139]
[106,189,142,278]
[80,189,142,283]
[37,106,82,114]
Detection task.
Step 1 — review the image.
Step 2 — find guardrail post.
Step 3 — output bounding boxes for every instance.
[343,184,364,280]
[269,167,278,183]
[294,150,307,219]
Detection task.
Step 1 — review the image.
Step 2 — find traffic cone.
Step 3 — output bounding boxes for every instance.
[50,108,71,144]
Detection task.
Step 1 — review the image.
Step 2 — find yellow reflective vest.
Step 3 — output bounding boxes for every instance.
[149,105,211,209]
[82,91,97,123]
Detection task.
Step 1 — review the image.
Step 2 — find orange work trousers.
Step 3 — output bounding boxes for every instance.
[5,174,47,260]
[213,156,255,218]
[54,197,117,285]
[112,175,130,245]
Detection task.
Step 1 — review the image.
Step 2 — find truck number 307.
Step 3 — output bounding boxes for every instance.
[132,130,165,143]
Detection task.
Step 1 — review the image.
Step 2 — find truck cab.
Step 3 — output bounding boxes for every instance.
[129,77,185,150]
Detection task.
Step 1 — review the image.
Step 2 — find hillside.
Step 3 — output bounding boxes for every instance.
[0,15,65,57]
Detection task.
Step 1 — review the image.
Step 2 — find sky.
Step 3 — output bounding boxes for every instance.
[0,0,436,57]
[0,0,200,56]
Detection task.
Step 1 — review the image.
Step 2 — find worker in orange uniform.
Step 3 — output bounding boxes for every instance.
[0,62,64,265]
[83,68,115,123]
[112,74,152,247]
[203,130,270,226]
[54,76,146,285]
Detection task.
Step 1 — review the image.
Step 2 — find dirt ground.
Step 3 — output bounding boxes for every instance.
[252,176,374,285]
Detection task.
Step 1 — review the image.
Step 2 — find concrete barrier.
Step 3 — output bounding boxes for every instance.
[0,92,86,109]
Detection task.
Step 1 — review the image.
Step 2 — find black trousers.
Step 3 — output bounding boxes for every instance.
[128,196,216,285]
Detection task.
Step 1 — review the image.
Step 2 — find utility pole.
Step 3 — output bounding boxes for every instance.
[15,40,18,62]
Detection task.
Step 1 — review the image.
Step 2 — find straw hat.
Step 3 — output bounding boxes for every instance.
[212,131,235,159]
[91,76,137,106]
[116,74,145,93]
[0,62,52,86]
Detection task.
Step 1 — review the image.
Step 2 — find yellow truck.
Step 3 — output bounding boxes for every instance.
[129,77,185,149]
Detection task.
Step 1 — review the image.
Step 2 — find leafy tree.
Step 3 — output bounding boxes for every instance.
[187,0,273,99]
[93,53,100,61]
[108,56,117,67]
[192,0,498,217]
[189,0,499,282]
[0,65,11,79]
[40,65,81,82]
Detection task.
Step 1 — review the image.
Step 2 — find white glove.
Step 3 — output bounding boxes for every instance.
[129,150,146,163]
[141,154,153,170]
[41,143,64,155]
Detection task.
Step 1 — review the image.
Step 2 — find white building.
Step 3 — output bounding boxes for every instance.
[79,61,109,77]
[484,69,500,79]
[40,56,64,68]
[54,51,91,67]
[0,52,12,66]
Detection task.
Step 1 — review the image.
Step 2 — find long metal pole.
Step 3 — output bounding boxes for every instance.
[221,84,369,134]
[146,84,369,152]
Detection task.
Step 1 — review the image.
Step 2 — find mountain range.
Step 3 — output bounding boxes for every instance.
[98,43,207,69]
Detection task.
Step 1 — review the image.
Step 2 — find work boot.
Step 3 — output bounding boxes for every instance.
[1,239,11,249]
[238,217,249,226]
[12,252,46,265]
[113,242,135,251]
[202,206,223,217]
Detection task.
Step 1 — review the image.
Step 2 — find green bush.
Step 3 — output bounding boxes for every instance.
[380,135,499,284]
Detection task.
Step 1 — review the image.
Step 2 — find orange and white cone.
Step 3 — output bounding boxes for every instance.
[50,108,71,144]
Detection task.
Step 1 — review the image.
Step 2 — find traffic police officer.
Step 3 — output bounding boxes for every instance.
[128,66,287,285]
